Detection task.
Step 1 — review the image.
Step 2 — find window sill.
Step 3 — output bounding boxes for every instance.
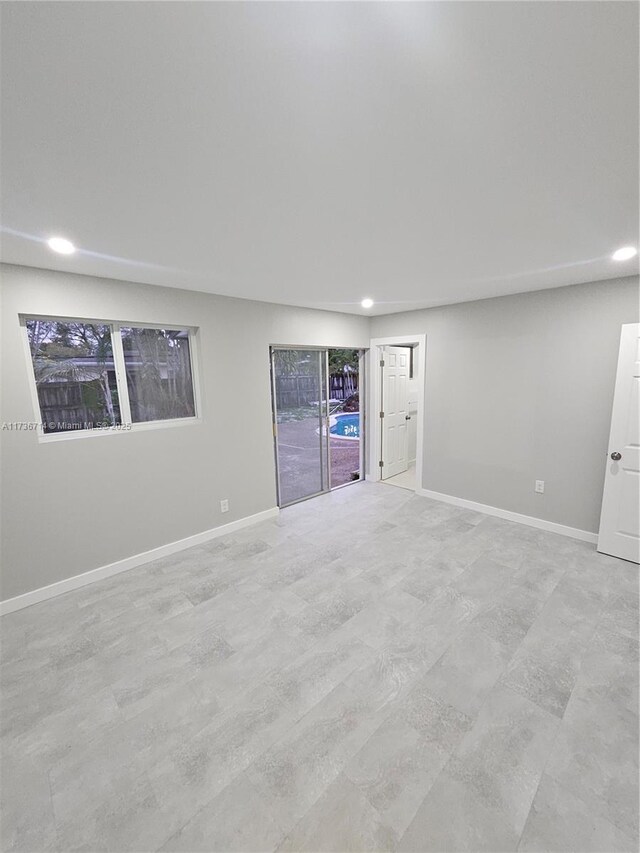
[37,417,202,443]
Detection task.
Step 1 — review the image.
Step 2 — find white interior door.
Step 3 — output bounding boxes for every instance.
[381,346,410,479]
[597,323,640,564]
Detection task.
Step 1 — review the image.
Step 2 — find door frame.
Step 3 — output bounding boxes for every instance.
[368,334,426,488]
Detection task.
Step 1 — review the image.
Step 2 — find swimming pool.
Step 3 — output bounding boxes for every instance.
[329,412,360,440]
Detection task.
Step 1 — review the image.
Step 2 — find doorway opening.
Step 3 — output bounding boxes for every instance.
[369,335,426,493]
[270,347,365,507]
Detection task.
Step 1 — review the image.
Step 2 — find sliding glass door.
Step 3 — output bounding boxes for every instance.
[271,347,363,507]
[271,348,329,506]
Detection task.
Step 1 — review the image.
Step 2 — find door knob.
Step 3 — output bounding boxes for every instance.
[405,415,411,420]
[610,451,622,461]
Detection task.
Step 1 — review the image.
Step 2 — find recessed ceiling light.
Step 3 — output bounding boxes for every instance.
[361,298,374,309]
[612,246,637,261]
[47,236,76,255]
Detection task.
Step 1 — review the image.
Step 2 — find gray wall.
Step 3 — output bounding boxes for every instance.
[371,276,639,534]
[0,264,370,600]
[2,264,637,601]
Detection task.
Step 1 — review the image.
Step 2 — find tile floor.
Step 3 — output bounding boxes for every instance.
[1,482,638,852]
[383,463,417,492]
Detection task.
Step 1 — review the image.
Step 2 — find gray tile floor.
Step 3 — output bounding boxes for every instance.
[2,481,638,852]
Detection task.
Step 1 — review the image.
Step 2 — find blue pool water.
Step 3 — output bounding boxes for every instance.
[330,413,360,439]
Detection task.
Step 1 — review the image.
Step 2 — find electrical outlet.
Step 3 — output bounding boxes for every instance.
[534,480,545,494]
[220,499,229,513]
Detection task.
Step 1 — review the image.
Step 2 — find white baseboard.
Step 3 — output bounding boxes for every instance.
[417,488,597,544]
[0,507,280,616]
[1,487,598,616]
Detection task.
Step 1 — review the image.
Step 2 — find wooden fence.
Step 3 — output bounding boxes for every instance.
[36,378,114,432]
[275,372,358,408]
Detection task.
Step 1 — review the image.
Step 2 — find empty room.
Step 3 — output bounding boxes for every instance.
[1,2,639,852]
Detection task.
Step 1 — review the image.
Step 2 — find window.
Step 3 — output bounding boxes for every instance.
[26,319,121,433]
[120,327,195,423]
[23,317,198,437]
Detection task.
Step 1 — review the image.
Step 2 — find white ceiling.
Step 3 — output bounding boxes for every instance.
[1,2,638,316]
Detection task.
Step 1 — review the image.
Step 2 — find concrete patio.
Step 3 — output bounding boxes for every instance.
[276,416,361,504]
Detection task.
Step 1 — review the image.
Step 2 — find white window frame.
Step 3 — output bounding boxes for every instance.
[19,314,203,443]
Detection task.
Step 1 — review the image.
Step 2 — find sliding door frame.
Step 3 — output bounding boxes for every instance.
[270,345,365,508]
[270,345,330,508]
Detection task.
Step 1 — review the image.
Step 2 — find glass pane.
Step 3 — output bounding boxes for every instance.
[120,328,195,423]
[328,349,361,487]
[273,348,327,505]
[26,319,121,433]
